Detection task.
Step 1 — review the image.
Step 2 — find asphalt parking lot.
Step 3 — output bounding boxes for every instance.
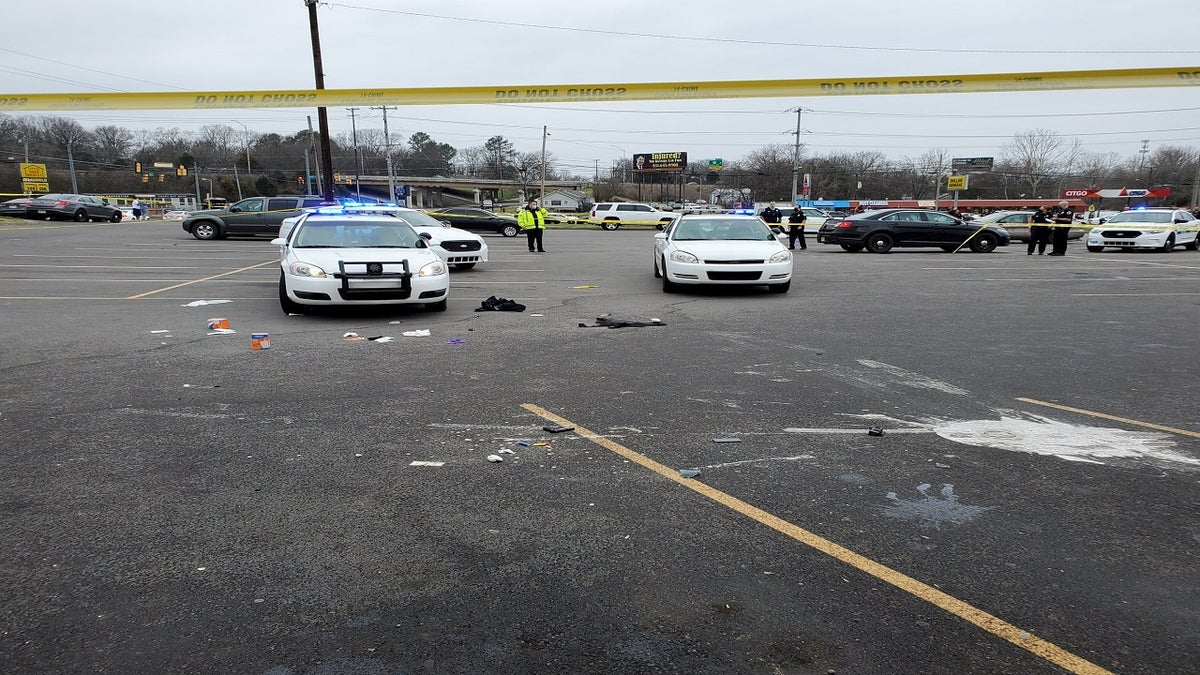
[1,219,1198,674]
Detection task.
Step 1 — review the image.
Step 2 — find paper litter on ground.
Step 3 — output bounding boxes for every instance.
[182,300,232,307]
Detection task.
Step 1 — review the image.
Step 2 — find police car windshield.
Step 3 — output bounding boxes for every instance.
[293,220,422,248]
[1108,211,1172,224]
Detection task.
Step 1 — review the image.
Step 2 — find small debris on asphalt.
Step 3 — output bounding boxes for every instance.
[712,437,741,444]
[486,454,504,463]
[182,299,231,307]
[401,329,430,337]
[207,329,237,336]
[447,338,466,345]
[679,468,701,478]
[935,462,951,469]
[517,440,531,447]
[409,461,445,467]
[578,314,665,329]
[543,424,574,433]
[498,448,515,455]
[868,426,885,436]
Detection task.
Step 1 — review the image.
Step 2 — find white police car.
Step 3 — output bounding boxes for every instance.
[1085,208,1200,252]
[281,205,488,270]
[271,207,449,314]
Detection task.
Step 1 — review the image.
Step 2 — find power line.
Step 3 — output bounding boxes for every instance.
[326,2,1199,55]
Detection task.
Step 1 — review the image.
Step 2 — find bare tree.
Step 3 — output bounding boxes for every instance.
[92,125,133,166]
[1001,129,1065,198]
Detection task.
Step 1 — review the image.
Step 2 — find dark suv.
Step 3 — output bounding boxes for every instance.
[182,196,331,239]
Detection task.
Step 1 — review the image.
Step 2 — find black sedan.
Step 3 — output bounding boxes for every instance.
[816,208,1010,253]
[0,197,35,217]
[424,207,519,237]
[25,194,123,222]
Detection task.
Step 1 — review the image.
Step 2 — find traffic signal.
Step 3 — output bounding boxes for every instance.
[176,165,187,177]
[158,174,165,183]
[134,161,142,173]
[297,175,305,185]
[141,173,149,183]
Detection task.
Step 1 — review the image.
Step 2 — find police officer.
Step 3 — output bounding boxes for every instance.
[786,205,807,250]
[1048,200,1074,256]
[758,202,782,227]
[1028,205,1051,255]
[517,198,548,252]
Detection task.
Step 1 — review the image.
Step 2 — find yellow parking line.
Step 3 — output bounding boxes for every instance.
[126,260,276,299]
[521,403,1112,675]
[1016,397,1200,439]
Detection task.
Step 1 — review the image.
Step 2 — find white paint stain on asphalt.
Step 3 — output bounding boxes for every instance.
[883,483,994,529]
[855,359,970,396]
[701,454,816,470]
[933,414,1198,466]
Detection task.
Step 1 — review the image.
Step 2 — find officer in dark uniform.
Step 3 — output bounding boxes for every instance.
[786,206,807,250]
[1048,200,1074,256]
[1028,205,1052,255]
[758,203,782,227]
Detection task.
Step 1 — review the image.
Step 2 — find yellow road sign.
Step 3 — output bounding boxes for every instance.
[946,175,969,191]
[0,67,1195,111]
[21,179,50,193]
[19,163,47,179]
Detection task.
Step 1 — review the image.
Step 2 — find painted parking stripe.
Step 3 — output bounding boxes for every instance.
[521,403,1112,675]
[1016,398,1200,439]
[126,260,277,299]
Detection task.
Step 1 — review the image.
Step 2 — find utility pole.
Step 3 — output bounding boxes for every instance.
[1192,161,1200,208]
[346,107,362,200]
[594,159,599,182]
[305,0,335,201]
[233,162,243,200]
[540,125,548,204]
[790,107,803,206]
[372,105,397,204]
[303,149,313,196]
[193,164,201,206]
[67,139,79,193]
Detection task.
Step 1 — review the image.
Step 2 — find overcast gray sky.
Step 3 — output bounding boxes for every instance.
[3,0,1198,175]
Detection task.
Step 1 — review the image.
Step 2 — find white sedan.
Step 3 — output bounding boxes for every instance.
[281,206,488,270]
[1085,208,1200,252]
[271,209,449,314]
[653,214,792,293]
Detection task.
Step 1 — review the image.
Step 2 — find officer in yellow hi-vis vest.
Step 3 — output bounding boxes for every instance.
[517,198,548,252]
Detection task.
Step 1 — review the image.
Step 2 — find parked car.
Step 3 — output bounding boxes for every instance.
[271,208,450,314]
[282,205,489,271]
[26,194,122,222]
[181,196,330,240]
[1085,208,1199,252]
[162,208,195,221]
[817,208,1010,253]
[423,207,520,237]
[589,202,678,230]
[969,210,1085,243]
[544,212,580,224]
[0,197,35,217]
[652,214,792,293]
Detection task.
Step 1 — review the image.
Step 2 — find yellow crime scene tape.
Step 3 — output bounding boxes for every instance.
[1,67,1197,111]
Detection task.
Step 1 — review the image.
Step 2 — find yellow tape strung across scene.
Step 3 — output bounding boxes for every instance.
[1,67,1197,111]
[520,404,1112,674]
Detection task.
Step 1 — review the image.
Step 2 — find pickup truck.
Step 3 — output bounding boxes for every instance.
[181,195,331,240]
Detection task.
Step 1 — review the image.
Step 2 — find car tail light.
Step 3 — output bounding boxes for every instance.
[836,220,853,229]
[55,200,68,207]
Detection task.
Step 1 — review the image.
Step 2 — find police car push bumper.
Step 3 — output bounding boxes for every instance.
[283,256,448,305]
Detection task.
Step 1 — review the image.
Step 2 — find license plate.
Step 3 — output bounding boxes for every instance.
[37,210,47,214]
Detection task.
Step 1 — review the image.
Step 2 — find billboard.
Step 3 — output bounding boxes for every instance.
[951,156,993,171]
[633,152,687,173]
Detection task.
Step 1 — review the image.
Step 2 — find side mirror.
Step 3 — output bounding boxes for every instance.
[102,199,110,205]
[416,238,427,248]
[440,220,452,227]
[229,206,241,213]
[270,238,285,246]
[418,232,432,240]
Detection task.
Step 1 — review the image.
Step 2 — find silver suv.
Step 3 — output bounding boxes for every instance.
[589,202,678,230]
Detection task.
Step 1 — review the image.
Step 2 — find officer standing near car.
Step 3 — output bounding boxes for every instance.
[1048,200,1074,256]
[518,198,548,252]
[758,202,782,228]
[1028,205,1052,255]
[786,205,807,250]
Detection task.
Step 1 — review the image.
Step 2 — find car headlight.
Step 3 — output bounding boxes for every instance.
[289,261,327,277]
[769,250,792,263]
[670,250,699,264]
[418,260,448,277]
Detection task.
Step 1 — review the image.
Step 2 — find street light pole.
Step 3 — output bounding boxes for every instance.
[540,125,548,205]
[346,107,362,200]
[790,107,803,206]
[232,120,252,176]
